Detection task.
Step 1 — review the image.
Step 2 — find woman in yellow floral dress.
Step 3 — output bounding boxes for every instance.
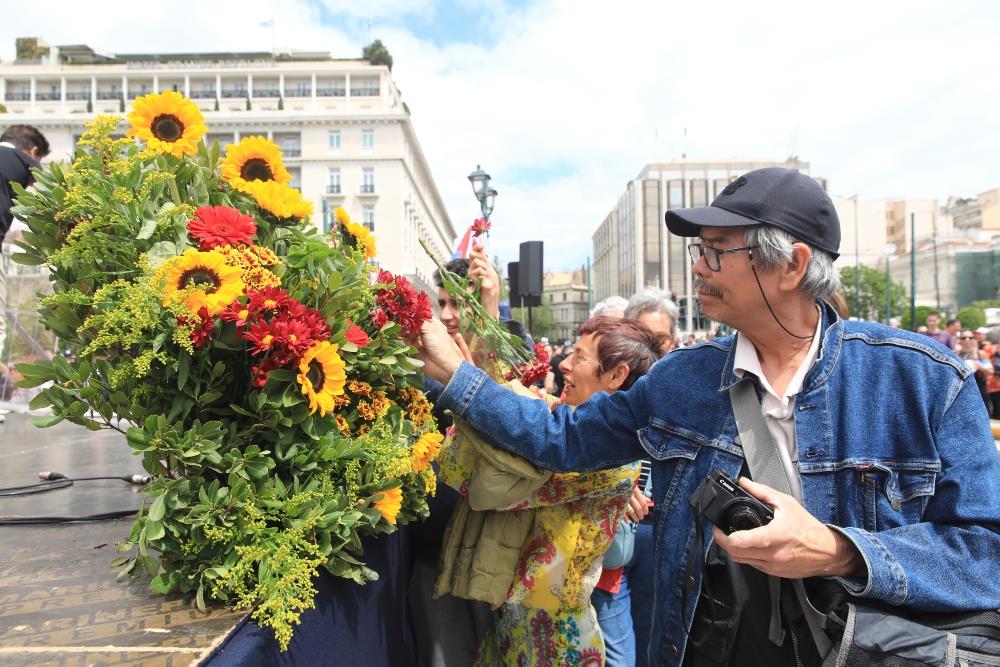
[438,316,667,666]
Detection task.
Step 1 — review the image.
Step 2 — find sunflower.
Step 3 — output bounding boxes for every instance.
[411,431,444,473]
[220,136,291,192]
[127,91,207,158]
[371,486,403,525]
[296,341,347,417]
[334,207,376,259]
[243,180,313,220]
[162,249,245,316]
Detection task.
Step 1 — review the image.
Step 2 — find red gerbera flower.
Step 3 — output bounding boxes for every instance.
[345,323,369,347]
[188,205,257,250]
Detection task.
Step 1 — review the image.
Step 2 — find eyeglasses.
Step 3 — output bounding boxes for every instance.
[688,243,759,272]
[960,336,975,340]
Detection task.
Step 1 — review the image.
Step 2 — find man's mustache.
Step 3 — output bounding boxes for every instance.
[693,277,722,298]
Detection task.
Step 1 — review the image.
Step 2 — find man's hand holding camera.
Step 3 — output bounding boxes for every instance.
[714,477,865,579]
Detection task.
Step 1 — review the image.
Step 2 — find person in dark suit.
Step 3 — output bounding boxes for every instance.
[0,125,49,421]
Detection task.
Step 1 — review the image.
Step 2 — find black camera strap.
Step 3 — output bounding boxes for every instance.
[729,378,833,658]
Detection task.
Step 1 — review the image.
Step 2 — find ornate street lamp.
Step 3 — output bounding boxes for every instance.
[468,165,498,220]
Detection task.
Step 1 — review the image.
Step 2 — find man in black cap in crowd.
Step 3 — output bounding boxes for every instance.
[415,167,1000,666]
[0,125,49,416]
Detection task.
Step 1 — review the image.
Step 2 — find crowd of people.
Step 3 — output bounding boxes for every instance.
[414,167,1000,666]
[4,124,999,666]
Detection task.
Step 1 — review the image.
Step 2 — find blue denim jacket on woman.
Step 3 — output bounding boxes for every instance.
[434,301,1000,667]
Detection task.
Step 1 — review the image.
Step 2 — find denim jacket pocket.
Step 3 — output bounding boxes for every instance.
[638,419,703,462]
[856,462,939,532]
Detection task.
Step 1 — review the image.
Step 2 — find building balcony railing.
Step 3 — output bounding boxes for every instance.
[326,185,342,195]
[4,92,30,101]
[350,88,379,97]
[284,89,310,98]
[221,89,247,98]
[128,92,150,100]
[190,90,216,99]
[359,185,377,195]
[282,148,301,158]
[253,89,279,98]
[36,92,61,101]
[316,87,346,97]
[65,92,91,100]
[96,91,121,100]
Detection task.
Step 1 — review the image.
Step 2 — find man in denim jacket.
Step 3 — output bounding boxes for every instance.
[417,168,1000,666]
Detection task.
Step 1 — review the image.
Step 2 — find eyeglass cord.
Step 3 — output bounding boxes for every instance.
[749,256,815,341]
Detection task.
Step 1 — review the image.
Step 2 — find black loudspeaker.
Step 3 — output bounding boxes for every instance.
[519,241,543,296]
[507,261,540,307]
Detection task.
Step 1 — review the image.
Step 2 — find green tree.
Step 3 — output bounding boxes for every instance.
[362,40,393,70]
[903,305,937,331]
[956,306,986,330]
[511,302,556,342]
[839,265,907,323]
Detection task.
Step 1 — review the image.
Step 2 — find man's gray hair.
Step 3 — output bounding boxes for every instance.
[624,288,680,328]
[744,226,841,300]
[590,296,629,318]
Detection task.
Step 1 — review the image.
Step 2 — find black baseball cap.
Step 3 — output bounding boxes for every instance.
[664,167,841,258]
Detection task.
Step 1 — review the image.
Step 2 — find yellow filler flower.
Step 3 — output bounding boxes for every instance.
[127,91,207,158]
[372,486,403,525]
[221,136,291,191]
[162,249,244,316]
[297,341,347,416]
[244,180,314,220]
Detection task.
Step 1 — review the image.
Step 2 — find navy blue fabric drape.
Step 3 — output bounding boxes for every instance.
[204,527,416,666]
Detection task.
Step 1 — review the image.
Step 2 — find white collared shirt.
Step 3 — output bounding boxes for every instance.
[732,309,823,499]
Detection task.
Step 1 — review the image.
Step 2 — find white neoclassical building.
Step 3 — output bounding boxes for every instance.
[0,38,455,294]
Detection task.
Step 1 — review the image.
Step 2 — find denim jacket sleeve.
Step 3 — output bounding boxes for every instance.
[833,376,1000,611]
[437,361,650,472]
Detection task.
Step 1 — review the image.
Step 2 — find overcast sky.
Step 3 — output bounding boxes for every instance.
[3,0,998,271]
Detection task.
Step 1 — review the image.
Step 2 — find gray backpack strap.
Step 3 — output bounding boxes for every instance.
[730,378,834,658]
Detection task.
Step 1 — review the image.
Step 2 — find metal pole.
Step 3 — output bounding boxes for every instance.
[932,235,941,312]
[885,252,891,324]
[854,196,860,318]
[910,213,916,329]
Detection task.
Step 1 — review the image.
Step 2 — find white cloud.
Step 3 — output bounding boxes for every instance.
[3,0,998,272]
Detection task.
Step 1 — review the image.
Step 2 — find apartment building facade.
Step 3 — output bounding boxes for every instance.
[0,38,456,294]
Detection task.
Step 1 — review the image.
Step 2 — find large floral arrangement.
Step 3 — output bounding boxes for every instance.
[11,91,440,648]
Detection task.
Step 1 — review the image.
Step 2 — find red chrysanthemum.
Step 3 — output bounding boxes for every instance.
[471,217,491,237]
[220,300,253,327]
[267,318,315,365]
[345,323,369,348]
[533,342,550,363]
[177,306,215,348]
[250,358,278,389]
[373,269,432,337]
[247,286,290,314]
[505,357,551,387]
[371,309,389,328]
[188,205,257,250]
[242,319,277,356]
